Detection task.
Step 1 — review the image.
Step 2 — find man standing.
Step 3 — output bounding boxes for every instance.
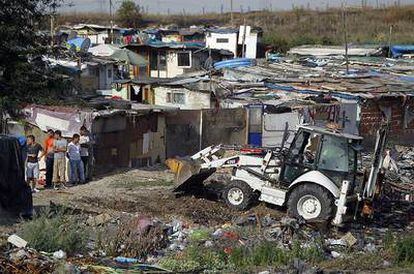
[26,135,43,193]
[43,129,55,189]
[67,134,85,185]
[52,130,67,189]
[79,126,90,182]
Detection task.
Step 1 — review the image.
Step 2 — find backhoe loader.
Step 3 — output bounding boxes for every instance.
[167,124,388,226]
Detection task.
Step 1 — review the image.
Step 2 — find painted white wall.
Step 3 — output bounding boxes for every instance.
[99,64,114,90]
[238,26,259,59]
[154,86,211,109]
[167,51,186,78]
[206,32,238,57]
[150,50,191,78]
[79,32,108,45]
[150,70,167,78]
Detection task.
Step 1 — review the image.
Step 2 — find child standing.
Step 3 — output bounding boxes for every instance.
[68,134,85,185]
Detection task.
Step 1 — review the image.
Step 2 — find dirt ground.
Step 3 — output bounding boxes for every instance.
[1,167,414,273]
[31,167,282,227]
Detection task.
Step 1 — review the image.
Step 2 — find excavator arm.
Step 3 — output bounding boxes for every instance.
[363,124,389,200]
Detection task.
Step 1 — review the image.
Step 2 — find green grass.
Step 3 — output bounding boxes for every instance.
[19,211,88,255]
[393,235,414,266]
[159,239,324,272]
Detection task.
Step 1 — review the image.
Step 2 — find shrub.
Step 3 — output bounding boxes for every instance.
[96,217,168,258]
[393,235,414,266]
[20,211,88,255]
[160,239,324,272]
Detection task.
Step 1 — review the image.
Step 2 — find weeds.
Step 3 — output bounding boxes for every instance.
[393,235,414,266]
[229,240,324,270]
[19,210,88,255]
[97,217,168,258]
[318,251,385,271]
[160,239,324,272]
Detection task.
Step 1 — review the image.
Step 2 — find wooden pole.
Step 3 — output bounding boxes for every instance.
[230,0,234,26]
[388,25,393,58]
[241,18,247,58]
[110,0,114,44]
[341,3,349,74]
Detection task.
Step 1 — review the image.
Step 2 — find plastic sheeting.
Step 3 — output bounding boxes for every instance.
[23,106,93,138]
[391,45,414,58]
[0,135,32,216]
[214,58,256,70]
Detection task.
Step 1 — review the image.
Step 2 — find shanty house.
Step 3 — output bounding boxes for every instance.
[156,28,205,43]
[45,56,116,93]
[16,104,167,175]
[206,29,238,58]
[206,26,262,59]
[80,58,115,92]
[110,78,166,103]
[71,24,122,45]
[125,42,232,79]
[110,77,213,109]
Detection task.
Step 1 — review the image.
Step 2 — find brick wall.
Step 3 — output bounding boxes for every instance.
[360,96,414,144]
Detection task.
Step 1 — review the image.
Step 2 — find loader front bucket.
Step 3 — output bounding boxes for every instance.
[165,158,216,192]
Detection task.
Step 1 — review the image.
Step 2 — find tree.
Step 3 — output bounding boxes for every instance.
[116,0,142,28]
[0,0,64,113]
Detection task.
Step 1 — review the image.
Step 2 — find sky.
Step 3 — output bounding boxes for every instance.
[60,0,414,14]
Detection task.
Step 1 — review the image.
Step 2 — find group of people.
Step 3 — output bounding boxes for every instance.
[24,126,91,192]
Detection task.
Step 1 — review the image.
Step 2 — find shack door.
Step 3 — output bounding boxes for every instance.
[248,105,262,146]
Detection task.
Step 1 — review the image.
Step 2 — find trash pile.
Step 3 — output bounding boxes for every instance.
[1,235,57,274]
[157,211,408,272]
[383,145,414,201]
[0,202,412,273]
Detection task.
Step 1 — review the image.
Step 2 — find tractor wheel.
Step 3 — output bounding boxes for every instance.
[287,184,334,221]
[223,180,254,211]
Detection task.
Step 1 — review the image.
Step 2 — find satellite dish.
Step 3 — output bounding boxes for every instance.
[67,37,91,53]
[68,31,77,40]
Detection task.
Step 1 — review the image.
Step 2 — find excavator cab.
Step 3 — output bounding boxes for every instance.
[280,126,362,189]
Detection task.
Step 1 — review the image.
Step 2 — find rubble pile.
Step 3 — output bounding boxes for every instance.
[0,248,56,274]
[383,146,414,201]
[0,200,413,273]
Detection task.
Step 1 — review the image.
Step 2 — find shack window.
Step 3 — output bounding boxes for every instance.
[150,50,167,71]
[177,51,191,67]
[172,93,185,104]
[159,51,167,70]
[216,38,229,43]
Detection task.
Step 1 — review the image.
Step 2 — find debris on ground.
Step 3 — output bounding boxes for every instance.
[7,234,27,248]
[0,167,413,273]
[383,146,414,201]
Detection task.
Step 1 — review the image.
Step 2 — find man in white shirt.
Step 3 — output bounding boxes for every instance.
[68,134,85,185]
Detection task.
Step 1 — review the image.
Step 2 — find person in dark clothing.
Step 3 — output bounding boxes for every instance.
[41,129,55,189]
[79,126,91,182]
[26,135,43,193]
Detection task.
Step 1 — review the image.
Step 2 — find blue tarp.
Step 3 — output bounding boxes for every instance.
[214,58,255,69]
[390,45,414,58]
[145,40,205,49]
[67,37,91,52]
